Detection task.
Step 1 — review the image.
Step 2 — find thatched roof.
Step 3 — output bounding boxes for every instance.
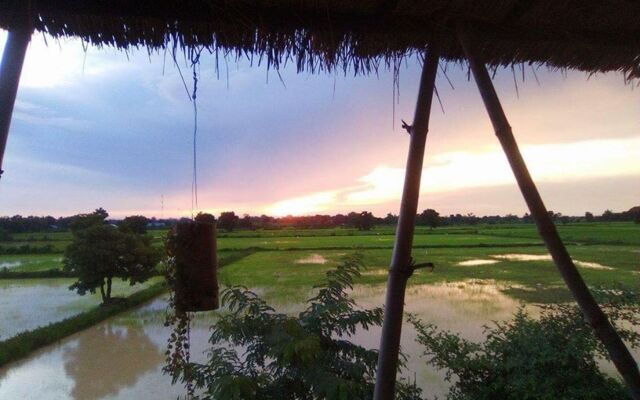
[1,1,639,77]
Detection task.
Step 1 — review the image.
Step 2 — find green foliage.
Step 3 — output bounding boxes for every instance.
[119,215,149,234]
[411,291,640,400]
[64,210,161,304]
[218,212,239,232]
[165,254,422,400]
[69,208,109,233]
[351,211,375,231]
[418,209,440,229]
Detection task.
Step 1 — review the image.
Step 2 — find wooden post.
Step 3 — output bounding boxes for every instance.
[0,29,31,180]
[458,27,640,399]
[373,47,440,400]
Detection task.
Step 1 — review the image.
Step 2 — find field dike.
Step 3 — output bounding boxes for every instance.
[0,282,168,368]
[0,249,256,367]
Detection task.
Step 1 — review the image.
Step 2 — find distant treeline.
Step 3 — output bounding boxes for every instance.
[1,206,638,235]
[219,207,640,231]
[0,213,173,236]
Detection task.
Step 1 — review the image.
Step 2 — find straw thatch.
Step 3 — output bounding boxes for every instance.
[1,1,639,77]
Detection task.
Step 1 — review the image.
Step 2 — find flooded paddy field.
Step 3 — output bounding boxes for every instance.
[0,281,529,399]
[0,222,637,398]
[0,277,163,340]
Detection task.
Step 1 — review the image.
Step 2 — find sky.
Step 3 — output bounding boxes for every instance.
[0,30,638,219]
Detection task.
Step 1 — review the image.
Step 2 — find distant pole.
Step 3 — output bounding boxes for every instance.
[0,29,31,181]
[458,27,640,399]
[373,46,439,400]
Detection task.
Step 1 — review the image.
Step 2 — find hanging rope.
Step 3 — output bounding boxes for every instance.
[190,50,201,216]
[171,42,203,219]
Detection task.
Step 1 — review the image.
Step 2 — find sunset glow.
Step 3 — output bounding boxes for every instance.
[262,137,640,215]
[267,191,339,216]
[0,31,638,218]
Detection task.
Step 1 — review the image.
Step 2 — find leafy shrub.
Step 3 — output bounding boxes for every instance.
[411,291,640,400]
[164,253,422,400]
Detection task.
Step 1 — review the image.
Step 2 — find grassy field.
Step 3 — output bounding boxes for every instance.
[1,222,638,304]
[0,254,64,272]
[0,222,637,369]
[5,221,637,247]
[218,244,639,302]
[477,223,640,245]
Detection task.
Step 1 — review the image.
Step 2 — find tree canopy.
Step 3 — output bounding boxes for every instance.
[218,212,239,232]
[418,209,440,229]
[63,209,160,304]
[119,215,149,234]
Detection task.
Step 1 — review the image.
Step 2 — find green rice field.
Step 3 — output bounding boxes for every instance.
[0,221,637,398]
[0,222,638,337]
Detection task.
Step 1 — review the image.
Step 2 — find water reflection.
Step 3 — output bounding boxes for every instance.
[63,323,163,400]
[0,282,531,399]
[349,281,526,396]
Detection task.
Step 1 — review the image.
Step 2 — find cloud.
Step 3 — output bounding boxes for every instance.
[263,136,640,215]
[12,100,88,131]
[0,31,144,91]
[1,31,638,218]
[266,191,339,216]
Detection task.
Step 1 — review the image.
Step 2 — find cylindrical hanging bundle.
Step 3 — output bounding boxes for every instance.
[167,213,218,312]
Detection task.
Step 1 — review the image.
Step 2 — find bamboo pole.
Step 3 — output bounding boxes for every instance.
[0,29,31,180]
[458,27,640,399]
[373,47,440,400]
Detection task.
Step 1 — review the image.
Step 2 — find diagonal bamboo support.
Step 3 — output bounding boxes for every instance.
[458,26,640,399]
[0,29,31,180]
[373,47,440,400]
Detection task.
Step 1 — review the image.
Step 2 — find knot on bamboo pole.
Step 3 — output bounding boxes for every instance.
[390,257,435,279]
[401,119,413,135]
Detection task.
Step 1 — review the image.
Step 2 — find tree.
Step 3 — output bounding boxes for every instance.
[353,211,375,231]
[164,254,422,400]
[547,210,559,222]
[64,211,160,304]
[419,208,440,229]
[218,211,239,232]
[602,209,615,221]
[238,214,254,230]
[119,215,149,234]
[69,208,110,233]
[585,212,594,222]
[383,213,398,225]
